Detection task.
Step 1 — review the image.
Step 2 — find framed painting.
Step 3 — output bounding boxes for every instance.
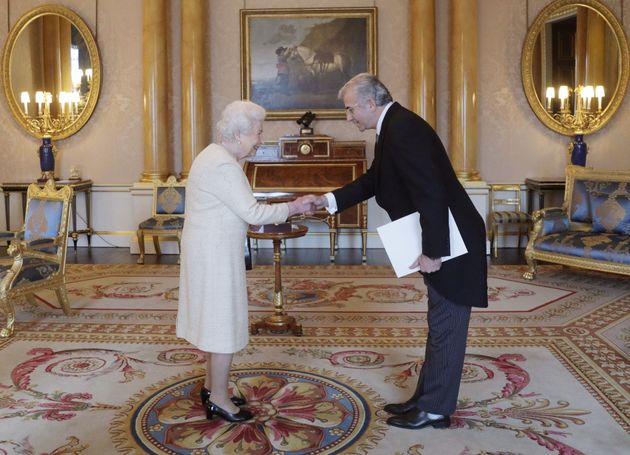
[240,8,377,120]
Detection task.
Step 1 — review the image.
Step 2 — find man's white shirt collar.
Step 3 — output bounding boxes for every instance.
[376,102,394,136]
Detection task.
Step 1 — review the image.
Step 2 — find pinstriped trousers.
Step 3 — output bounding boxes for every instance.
[412,282,472,415]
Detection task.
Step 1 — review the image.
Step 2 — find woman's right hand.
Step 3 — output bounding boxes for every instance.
[287,195,317,217]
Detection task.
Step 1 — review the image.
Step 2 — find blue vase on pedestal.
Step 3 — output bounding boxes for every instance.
[570,134,587,166]
[38,136,55,181]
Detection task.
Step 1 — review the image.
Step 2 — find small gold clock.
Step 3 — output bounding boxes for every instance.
[299,142,312,155]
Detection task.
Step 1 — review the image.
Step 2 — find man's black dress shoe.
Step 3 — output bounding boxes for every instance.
[201,386,246,406]
[205,401,253,422]
[386,410,451,430]
[383,400,418,415]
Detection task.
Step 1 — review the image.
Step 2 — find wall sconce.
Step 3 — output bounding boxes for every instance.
[545,84,605,166]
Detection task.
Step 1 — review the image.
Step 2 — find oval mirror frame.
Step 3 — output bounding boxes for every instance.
[521,0,629,136]
[1,5,101,140]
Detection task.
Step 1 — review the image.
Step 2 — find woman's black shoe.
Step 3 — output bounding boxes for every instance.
[205,401,254,422]
[200,386,246,406]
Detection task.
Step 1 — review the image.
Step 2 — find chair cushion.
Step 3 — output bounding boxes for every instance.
[24,199,63,241]
[156,186,185,215]
[571,180,627,223]
[540,212,569,236]
[0,257,60,288]
[139,217,185,230]
[535,231,630,264]
[590,192,630,235]
[492,211,531,224]
[570,180,593,222]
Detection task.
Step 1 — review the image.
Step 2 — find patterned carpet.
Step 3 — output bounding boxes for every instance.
[0,263,628,454]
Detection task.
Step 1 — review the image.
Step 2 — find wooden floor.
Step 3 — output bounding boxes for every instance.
[52,246,527,266]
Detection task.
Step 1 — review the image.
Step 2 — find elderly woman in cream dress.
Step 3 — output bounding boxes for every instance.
[177,101,314,422]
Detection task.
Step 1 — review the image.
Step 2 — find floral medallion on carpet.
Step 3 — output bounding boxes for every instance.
[114,366,379,455]
[0,264,628,454]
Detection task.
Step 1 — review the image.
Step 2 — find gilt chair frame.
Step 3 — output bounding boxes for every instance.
[488,183,531,257]
[0,180,73,337]
[137,176,186,264]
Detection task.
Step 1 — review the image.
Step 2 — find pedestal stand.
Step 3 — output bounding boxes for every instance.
[248,223,308,336]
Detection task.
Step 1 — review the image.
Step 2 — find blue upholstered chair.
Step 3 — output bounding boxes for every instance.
[489,184,532,257]
[137,176,186,264]
[0,180,74,338]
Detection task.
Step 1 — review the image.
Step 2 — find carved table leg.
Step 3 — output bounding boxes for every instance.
[249,237,302,336]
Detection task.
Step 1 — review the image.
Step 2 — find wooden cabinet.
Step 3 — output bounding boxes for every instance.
[243,136,368,261]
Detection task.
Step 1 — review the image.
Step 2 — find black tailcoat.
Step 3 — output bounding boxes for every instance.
[333,103,488,308]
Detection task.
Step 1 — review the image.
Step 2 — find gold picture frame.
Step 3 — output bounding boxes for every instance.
[240,7,377,120]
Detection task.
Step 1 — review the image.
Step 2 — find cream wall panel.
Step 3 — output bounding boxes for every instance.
[89,184,137,248]
[78,0,143,183]
[477,0,562,181]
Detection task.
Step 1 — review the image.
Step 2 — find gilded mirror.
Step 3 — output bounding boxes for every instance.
[2,5,101,140]
[522,0,629,135]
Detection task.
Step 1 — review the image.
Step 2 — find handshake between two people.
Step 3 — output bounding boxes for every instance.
[286,194,328,217]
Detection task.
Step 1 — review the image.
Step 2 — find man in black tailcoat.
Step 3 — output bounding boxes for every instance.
[313,73,488,430]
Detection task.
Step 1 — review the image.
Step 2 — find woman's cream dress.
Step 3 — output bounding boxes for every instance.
[176,144,289,353]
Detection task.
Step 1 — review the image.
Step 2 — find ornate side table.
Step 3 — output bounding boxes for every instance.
[248,223,308,336]
[1,179,93,249]
[524,177,565,213]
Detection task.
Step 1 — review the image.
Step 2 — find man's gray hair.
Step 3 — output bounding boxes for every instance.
[338,73,393,106]
[217,100,266,142]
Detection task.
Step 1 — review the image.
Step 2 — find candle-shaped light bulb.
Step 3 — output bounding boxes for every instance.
[59,91,67,115]
[35,91,44,115]
[595,85,605,111]
[71,91,80,114]
[558,85,569,110]
[545,87,555,110]
[579,87,587,111]
[85,68,92,82]
[44,92,52,114]
[583,85,594,110]
[20,91,30,115]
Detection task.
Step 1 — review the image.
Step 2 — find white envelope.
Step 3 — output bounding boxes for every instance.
[377,210,468,278]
